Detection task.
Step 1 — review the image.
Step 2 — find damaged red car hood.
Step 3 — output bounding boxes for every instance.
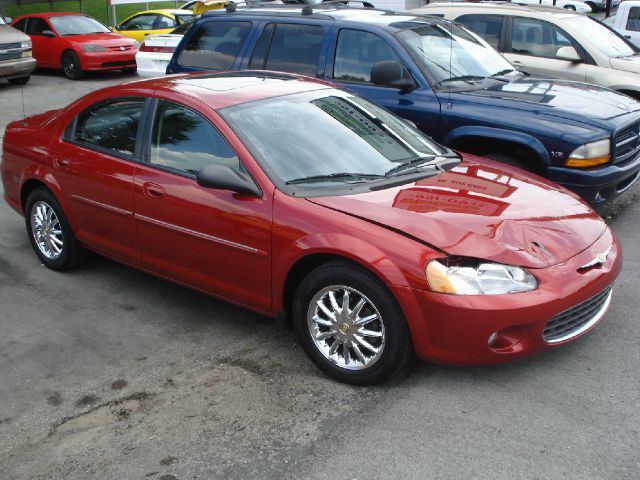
[307,156,607,269]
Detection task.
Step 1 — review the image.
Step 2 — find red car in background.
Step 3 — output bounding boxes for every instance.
[0,72,621,384]
[11,12,136,79]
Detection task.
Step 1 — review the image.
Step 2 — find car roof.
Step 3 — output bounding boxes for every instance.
[419,2,582,19]
[201,5,452,30]
[138,9,194,15]
[16,12,96,18]
[119,71,334,110]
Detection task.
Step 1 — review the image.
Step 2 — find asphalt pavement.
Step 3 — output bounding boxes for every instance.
[0,70,638,480]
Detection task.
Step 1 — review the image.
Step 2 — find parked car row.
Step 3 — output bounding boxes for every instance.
[0,3,636,384]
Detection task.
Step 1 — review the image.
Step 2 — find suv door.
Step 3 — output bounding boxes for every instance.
[325,27,441,138]
[505,16,587,81]
[133,98,273,311]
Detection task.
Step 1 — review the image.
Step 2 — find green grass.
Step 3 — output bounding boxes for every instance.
[3,0,183,26]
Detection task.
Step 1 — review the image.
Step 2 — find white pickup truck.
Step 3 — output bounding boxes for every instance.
[605,1,640,47]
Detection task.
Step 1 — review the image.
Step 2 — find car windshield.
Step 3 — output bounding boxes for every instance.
[50,15,110,36]
[565,16,637,57]
[397,23,516,90]
[220,89,450,188]
[0,16,6,25]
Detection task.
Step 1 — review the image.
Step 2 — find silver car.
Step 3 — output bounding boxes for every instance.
[414,3,640,100]
[0,14,35,85]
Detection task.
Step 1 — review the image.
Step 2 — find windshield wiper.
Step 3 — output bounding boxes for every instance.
[285,172,384,185]
[385,155,446,177]
[435,75,486,88]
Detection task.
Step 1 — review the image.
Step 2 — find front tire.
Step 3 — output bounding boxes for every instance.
[122,67,137,75]
[293,261,413,385]
[25,187,88,271]
[8,75,30,85]
[564,5,576,10]
[61,50,84,80]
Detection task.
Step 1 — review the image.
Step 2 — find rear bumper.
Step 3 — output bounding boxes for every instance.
[546,153,640,206]
[135,51,171,77]
[0,57,36,80]
[395,228,621,365]
[79,50,137,71]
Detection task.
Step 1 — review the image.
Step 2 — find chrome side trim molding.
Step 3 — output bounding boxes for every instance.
[135,214,266,256]
[70,194,133,216]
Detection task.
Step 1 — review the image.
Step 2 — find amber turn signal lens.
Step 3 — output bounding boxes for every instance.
[565,155,610,168]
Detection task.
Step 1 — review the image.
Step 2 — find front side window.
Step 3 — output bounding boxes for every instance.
[13,18,27,31]
[120,14,158,31]
[49,15,109,36]
[149,101,240,175]
[179,21,251,69]
[333,29,401,84]
[27,18,52,35]
[511,17,574,59]
[220,89,449,191]
[73,99,145,156]
[456,14,504,49]
[155,15,176,29]
[264,23,324,76]
[564,15,637,57]
[626,7,640,32]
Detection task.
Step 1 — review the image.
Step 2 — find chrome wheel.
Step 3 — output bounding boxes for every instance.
[307,285,385,370]
[30,201,64,260]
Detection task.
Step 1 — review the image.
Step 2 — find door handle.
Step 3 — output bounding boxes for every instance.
[512,60,524,68]
[143,182,164,198]
[54,158,69,168]
[625,35,632,39]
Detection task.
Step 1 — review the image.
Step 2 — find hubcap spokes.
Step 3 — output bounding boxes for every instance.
[30,201,64,260]
[307,286,385,370]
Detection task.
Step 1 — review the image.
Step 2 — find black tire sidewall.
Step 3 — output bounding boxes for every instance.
[293,262,411,385]
[25,188,78,271]
[62,51,82,80]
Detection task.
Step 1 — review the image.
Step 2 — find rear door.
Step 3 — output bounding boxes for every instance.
[133,98,273,312]
[324,26,441,139]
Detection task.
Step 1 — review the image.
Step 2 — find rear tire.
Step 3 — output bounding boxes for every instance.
[24,187,88,271]
[122,67,137,75]
[61,50,84,80]
[8,75,30,85]
[293,261,413,385]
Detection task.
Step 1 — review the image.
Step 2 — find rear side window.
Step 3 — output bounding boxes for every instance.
[627,7,640,32]
[179,21,251,69]
[456,14,504,49]
[149,100,240,175]
[264,23,323,76]
[333,29,400,84]
[73,99,145,156]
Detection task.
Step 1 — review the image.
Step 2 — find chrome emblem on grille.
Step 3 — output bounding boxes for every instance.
[120,46,125,51]
[579,245,612,270]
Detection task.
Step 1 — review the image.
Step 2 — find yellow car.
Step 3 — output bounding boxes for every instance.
[114,9,194,42]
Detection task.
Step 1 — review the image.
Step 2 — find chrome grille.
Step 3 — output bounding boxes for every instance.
[0,42,22,62]
[107,45,133,52]
[614,122,640,163]
[543,287,612,343]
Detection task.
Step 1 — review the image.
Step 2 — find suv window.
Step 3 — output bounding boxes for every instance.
[456,14,504,49]
[73,99,145,156]
[263,23,323,76]
[180,21,251,69]
[27,17,51,35]
[120,14,158,31]
[13,18,27,32]
[333,29,400,84]
[511,17,573,58]
[627,7,640,32]
[149,100,240,175]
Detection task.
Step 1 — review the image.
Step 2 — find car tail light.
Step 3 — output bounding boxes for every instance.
[139,43,175,53]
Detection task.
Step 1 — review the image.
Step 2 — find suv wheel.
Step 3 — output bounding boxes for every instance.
[293,261,413,385]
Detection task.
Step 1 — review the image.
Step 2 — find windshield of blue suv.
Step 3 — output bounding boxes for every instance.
[220,89,454,190]
[397,23,520,90]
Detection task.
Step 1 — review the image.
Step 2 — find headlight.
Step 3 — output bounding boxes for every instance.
[425,258,538,295]
[565,139,610,168]
[82,44,108,52]
[20,40,31,49]
[133,40,141,49]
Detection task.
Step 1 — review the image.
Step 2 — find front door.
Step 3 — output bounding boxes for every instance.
[133,99,273,312]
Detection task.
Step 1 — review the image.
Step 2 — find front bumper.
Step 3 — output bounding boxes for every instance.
[546,152,640,206]
[394,228,621,365]
[78,50,137,71]
[0,57,36,80]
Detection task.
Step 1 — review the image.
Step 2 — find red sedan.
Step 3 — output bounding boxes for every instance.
[1,72,621,384]
[11,12,136,79]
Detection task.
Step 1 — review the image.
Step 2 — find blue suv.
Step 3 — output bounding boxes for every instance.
[167,4,640,205]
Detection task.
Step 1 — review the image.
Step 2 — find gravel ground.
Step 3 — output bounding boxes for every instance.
[0,70,639,480]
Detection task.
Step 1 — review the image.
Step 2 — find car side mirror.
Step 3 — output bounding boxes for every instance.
[42,30,55,37]
[556,46,581,62]
[371,61,416,91]
[196,164,261,197]
[4,17,12,23]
